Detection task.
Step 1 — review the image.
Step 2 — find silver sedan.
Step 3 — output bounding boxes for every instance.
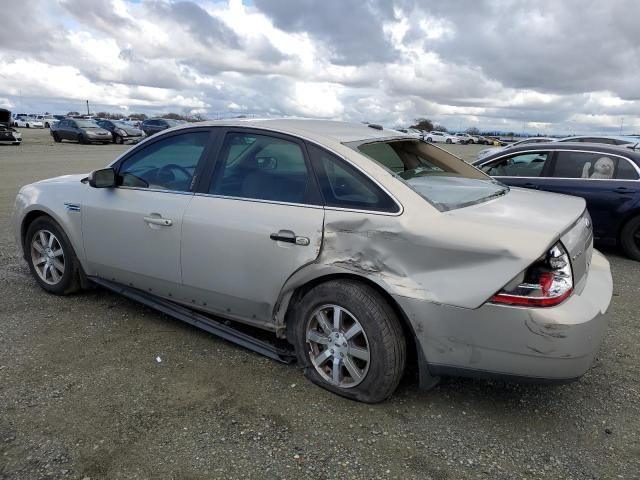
[14,119,612,403]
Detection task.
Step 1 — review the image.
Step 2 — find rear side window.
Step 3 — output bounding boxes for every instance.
[482,152,549,177]
[552,151,620,179]
[308,144,399,213]
[617,158,640,180]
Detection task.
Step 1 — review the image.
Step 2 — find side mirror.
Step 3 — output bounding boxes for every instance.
[88,167,116,188]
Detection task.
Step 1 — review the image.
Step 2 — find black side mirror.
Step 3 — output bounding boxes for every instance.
[88,167,116,188]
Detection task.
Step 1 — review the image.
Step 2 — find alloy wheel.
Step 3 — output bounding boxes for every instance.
[30,229,65,285]
[306,304,370,388]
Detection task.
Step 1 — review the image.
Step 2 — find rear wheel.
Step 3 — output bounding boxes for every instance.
[426,137,432,142]
[446,138,452,144]
[289,280,406,403]
[25,217,81,295]
[620,216,640,261]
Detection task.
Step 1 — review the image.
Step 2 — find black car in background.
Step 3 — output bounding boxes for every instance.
[140,118,184,136]
[474,142,640,260]
[95,119,145,144]
[50,119,112,144]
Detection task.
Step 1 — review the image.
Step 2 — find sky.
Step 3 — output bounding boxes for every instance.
[1,0,639,134]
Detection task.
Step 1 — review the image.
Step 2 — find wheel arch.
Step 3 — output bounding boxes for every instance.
[278,270,438,389]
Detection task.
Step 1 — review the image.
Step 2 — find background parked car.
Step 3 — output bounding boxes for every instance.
[557,135,637,146]
[13,116,44,128]
[95,119,145,144]
[35,115,59,128]
[474,142,640,260]
[0,109,21,145]
[476,136,555,159]
[50,118,113,144]
[425,131,460,144]
[140,118,183,136]
[453,133,475,144]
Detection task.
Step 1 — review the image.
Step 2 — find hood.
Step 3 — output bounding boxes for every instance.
[31,174,88,186]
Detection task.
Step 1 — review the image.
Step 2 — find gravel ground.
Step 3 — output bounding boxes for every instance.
[0,128,638,479]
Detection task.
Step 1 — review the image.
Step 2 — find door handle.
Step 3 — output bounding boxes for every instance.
[613,187,632,194]
[522,183,540,189]
[144,216,173,226]
[270,230,310,246]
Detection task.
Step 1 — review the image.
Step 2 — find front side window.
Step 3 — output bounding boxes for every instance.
[309,144,398,212]
[354,139,506,211]
[209,132,310,204]
[482,152,549,177]
[118,131,209,192]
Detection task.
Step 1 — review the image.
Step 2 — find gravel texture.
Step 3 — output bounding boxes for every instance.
[0,129,638,479]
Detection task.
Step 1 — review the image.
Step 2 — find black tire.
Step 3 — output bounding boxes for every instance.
[426,137,432,142]
[26,123,30,128]
[446,138,452,144]
[289,280,406,403]
[620,216,640,261]
[45,122,50,128]
[52,133,61,143]
[78,134,88,144]
[115,135,124,144]
[25,216,81,295]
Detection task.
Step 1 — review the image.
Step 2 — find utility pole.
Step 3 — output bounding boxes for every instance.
[620,117,624,135]
[86,100,90,116]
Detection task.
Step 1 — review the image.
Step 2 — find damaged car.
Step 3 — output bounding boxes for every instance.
[0,109,22,145]
[13,119,612,403]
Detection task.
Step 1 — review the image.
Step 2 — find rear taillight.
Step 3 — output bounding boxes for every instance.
[490,242,573,307]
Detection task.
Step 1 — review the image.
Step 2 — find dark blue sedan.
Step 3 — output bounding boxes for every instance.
[473,142,640,261]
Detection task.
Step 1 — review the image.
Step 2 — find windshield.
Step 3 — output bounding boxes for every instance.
[76,120,99,128]
[355,140,508,211]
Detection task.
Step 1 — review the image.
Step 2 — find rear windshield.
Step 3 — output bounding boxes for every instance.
[354,140,508,211]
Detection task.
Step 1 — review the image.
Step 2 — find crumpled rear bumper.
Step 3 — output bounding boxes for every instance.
[395,250,612,382]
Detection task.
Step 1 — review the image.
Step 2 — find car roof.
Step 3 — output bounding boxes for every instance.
[475,141,640,164]
[165,118,409,144]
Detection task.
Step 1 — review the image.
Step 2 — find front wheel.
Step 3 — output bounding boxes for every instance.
[77,134,88,144]
[25,217,81,295]
[446,138,452,144]
[52,132,61,143]
[289,280,406,403]
[426,137,432,142]
[115,135,124,144]
[620,216,640,261]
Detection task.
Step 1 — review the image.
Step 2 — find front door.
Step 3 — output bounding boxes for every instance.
[181,130,325,327]
[82,129,214,295]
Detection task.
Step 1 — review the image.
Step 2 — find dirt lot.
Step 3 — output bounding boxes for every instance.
[1,128,638,479]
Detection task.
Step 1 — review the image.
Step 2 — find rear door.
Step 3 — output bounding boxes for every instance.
[180,129,325,326]
[533,150,640,240]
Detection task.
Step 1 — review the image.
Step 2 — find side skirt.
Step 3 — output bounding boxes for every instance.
[90,277,296,364]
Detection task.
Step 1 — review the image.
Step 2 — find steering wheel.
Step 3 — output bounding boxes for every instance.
[156,163,192,185]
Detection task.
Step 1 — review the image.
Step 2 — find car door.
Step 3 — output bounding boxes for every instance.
[479,150,552,190]
[180,129,325,327]
[58,120,71,140]
[531,150,640,241]
[81,128,215,295]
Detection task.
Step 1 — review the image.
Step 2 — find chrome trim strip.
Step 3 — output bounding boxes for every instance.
[116,186,195,196]
[193,193,404,216]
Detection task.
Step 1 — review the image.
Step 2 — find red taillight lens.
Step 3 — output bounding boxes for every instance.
[490,242,573,307]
